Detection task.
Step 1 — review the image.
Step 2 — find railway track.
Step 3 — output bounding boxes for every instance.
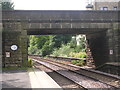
[30,56,120,89]
[34,62,84,89]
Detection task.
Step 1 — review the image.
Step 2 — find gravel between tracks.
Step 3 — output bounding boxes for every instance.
[31,56,120,88]
[33,59,114,89]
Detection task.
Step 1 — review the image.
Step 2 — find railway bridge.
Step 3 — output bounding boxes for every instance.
[2,10,120,67]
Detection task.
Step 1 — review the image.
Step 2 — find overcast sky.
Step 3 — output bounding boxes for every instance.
[11,0,89,10]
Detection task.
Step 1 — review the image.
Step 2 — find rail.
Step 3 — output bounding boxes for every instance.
[29,55,120,88]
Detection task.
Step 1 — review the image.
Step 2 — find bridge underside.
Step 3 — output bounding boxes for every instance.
[2,10,120,67]
[27,28,106,35]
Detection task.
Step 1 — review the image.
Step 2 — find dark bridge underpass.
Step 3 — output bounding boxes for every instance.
[2,10,120,67]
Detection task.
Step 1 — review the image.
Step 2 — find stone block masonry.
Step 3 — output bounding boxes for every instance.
[2,10,120,67]
[2,22,28,67]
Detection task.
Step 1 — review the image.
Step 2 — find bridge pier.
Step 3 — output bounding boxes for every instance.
[106,29,119,62]
[86,28,120,67]
[86,31,108,66]
[2,23,28,67]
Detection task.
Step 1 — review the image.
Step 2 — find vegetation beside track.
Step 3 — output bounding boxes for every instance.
[28,35,87,59]
[28,58,33,67]
[71,60,85,66]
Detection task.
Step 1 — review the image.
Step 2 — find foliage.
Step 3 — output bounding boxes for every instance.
[41,41,53,56]
[28,46,41,55]
[28,58,32,67]
[51,44,86,58]
[52,35,72,48]
[28,35,50,55]
[28,35,73,56]
[51,44,74,57]
[29,35,49,49]
[68,52,87,58]
[71,60,85,66]
[70,35,86,52]
[0,2,14,10]
[28,34,87,58]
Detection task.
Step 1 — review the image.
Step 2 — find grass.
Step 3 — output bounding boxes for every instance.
[28,58,33,67]
[71,60,85,66]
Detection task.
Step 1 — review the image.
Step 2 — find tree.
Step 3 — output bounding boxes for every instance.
[0,1,14,10]
[28,35,51,55]
[52,35,72,48]
[41,41,53,56]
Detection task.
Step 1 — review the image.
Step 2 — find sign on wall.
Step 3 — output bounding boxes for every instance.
[110,50,113,55]
[6,52,10,57]
[11,45,18,51]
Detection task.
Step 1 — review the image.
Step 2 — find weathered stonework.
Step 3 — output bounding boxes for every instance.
[106,29,119,62]
[2,10,120,67]
[2,22,28,67]
[86,41,95,67]
[86,31,108,66]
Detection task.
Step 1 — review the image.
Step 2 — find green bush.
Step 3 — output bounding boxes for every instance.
[51,43,87,59]
[28,58,32,67]
[28,35,87,58]
[51,44,74,57]
[71,60,78,64]
[41,41,53,56]
[71,60,85,66]
[69,52,86,58]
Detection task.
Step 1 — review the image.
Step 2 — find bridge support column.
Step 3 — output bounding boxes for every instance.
[86,28,120,67]
[86,31,109,67]
[2,23,28,67]
[106,28,119,62]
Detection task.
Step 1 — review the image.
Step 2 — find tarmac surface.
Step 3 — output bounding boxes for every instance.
[2,69,31,88]
[1,68,62,89]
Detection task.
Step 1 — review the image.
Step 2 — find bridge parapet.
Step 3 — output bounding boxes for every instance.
[2,10,119,22]
[2,10,119,34]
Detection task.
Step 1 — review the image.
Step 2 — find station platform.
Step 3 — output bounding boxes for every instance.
[96,62,120,76]
[1,68,62,89]
[106,62,120,66]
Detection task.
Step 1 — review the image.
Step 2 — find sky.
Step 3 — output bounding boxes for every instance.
[11,0,89,10]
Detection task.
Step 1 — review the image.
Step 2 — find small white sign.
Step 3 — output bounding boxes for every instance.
[6,52,10,57]
[11,45,18,51]
[110,50,113,55]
